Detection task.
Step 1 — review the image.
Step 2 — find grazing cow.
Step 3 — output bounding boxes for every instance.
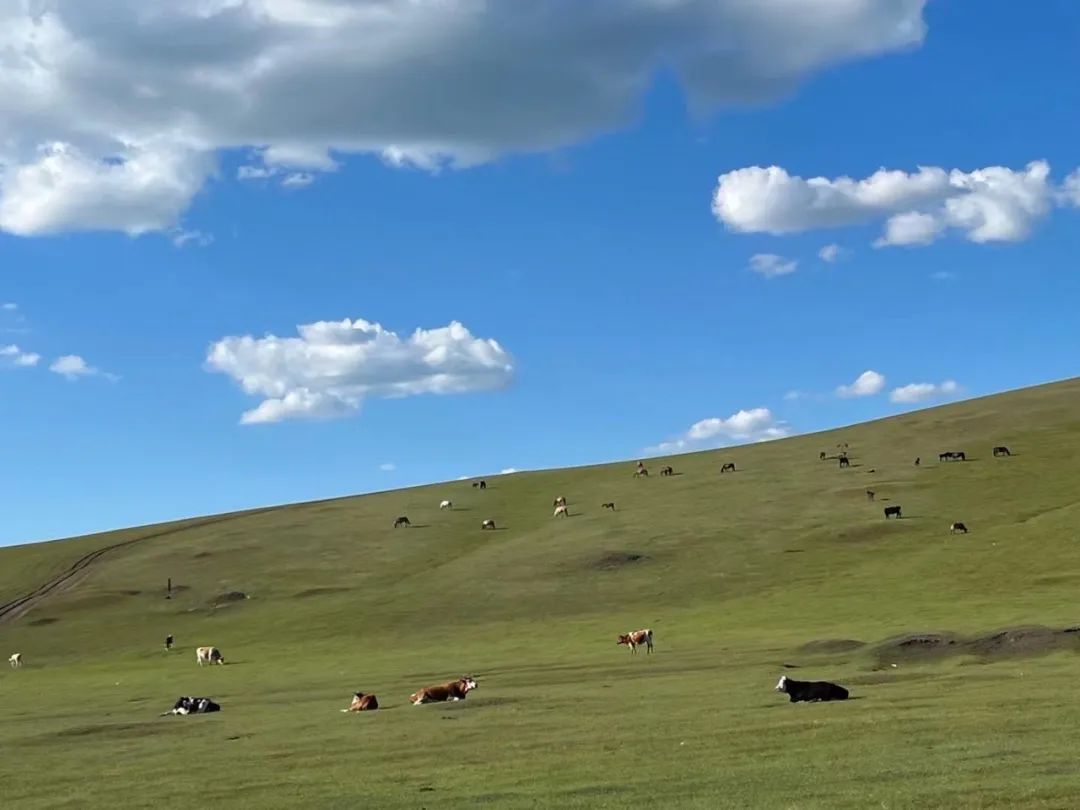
[602,502,616,511]
[993,446,1011,457]
[166,696,220,715]
[914,457,921,466]
[554,504,570,518]
[394,516,411,528]
[660,466,674,476]
[866,490,875,501]
[617,629,654,655]
[439,500,453,510]
[165,635,174,651]
[939,451,966,462]
[721,462,736,473]
[481,519,496,530]
[884,505,902,519]
[471,480,487,490]
[950,522,969,534]
[342,692,379,712]
[819,451,827,460]
[838,456,850,469]
[195,646,224,666]
[8,653,22,668]
[411,676,478,705]
[774,675,849,703]
[553,496,567,507]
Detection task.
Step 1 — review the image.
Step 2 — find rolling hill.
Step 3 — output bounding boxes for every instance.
[2,378,1080,808]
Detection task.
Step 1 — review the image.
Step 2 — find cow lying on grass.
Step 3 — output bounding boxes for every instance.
[164,696,220,715]
[410,676,478,705]
[774,675,849,703]
[342,692,379,712]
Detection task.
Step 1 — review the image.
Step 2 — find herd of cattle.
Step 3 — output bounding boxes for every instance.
[5,439,1017,714]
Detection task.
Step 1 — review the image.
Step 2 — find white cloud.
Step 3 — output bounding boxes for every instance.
[206,317,514,424]
[783,390,803,401]
[1,344,40,368]
[1,303,17,312]
[890,379,961,404]
[0,1,927,236]
[649,407,790,454]
[378,462,396,472]
[172,229,214,248]
[49,354,117,381]
[818,243,845,262]
[749,253,798,278]
[836,370,886,398]
[281,172,315,189]
[499,468,519,475]
[713,160,1074,248]
[1064,170,1080,207]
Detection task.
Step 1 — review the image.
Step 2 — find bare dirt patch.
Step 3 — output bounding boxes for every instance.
[873,626,1080,663]
[591,552,648,570]
[212,591,249,606]
[799,639,865,654]
[293,587,350,599]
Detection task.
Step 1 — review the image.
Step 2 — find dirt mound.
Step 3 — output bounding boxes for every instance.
[592,552,648,570]
[873,626,1080,663]
[212,591,249,605]
[876,633,961,659]
[799,639,865,654]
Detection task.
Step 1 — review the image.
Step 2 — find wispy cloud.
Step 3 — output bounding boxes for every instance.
[749,253,798,278]
[836,370,886,398]
[1,344,40,368]
[378,462,396,472]
[49,354,118,382]
[648,407,790,455]
[890,379,961,404]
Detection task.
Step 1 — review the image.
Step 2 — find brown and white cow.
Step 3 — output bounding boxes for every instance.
[617,629,654,655]
[195,646,225,666]
[410,676,478,705]
[8,652,22,668]
[342,692,379,712]
[553,504,569,518]
[553,496,567,508]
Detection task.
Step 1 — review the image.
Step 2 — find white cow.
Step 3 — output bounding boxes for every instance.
[196,646,225,666]
[440,500,453,510]
[8,653,22,668]
[553,505,569,518]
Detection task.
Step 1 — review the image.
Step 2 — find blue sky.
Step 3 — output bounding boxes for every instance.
[2,1,1079,546]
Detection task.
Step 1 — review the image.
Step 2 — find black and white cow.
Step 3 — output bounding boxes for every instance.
[166,696,221,715]
[774,675,849,703]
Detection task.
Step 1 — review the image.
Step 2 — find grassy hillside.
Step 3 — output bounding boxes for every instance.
[2,378,1080,808]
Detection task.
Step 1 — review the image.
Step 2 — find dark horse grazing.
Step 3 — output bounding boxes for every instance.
[993,446,1011,457]
[939,451,966,462]
[884,505,902,519]
[602,502,616,511]
[393,516,411,528]
[721,463,736,473]
[659,466,674,476]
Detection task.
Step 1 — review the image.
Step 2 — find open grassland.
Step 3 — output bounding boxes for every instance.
[3,379,1080,808]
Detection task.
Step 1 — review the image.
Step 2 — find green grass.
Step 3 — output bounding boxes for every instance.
[3,378,1080,808]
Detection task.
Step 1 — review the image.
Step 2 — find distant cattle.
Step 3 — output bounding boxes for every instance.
[914,457,921,466]
[866,490,875,501]
[775,675,849,703]
[884,505,902,519]
[660,466,674,476]
[553,496,567,507]
[472,480,487,490]
[617,628,654,655]
[939,451,966,462]
[8,653,21,668]
[342,692,379,712]
[165,635,174,651]
[634,468,649,478]
[554,505,569,518]
[950,522,969,534]
[819,451,827,460]
[195,646,224,666]
[993,446,1011,457]
[721,463,736,473]
[602,502,616,511]
[837,443,849,450]
[394,516,411,528]
[481,519,496,530]
[838,456,850,469]
[166,696,220,715]
[439,500,453,510]
[411,676,478,705]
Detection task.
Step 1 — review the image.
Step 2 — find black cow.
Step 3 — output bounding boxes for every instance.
[884,505,902,519]
[914,457,921,466]
[394,516,411,528]
[939,451,966,462]
[950,522,969,534]
[838,456,850,469]
[993,446,1011,457]
[775,676,849,703]
[164,634,174,651]
[602,502,616,511]
[472,480,487,489]
[819,451,827,460]
[721,463,736,473]
[166,696,220,715]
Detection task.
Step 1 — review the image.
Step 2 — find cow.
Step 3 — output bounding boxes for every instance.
[439,500,453,510]
[553,505,569,518]
[838,456,850,469]
[196,646,225,666]
[660,466,674,476]
[553,496,567,507]
[342,692,379,712]
[939,451,966,462]
[866,490,875,501]
[617,629,654,655]
[481,519,496,530]
[914,457,921,466]
[602,502,616,511]
[411,676,478,705]
[472,480,487,490]
[993,446,1011,457]
[884,505,902,519]
[165,635,174,651]
[774,675,849,703]
[634,468,649,478]
[950,522,969,534]
[165,696,220,715]
[819,451,827,460]
[721,462,736,473]
[394,516,411,528]
[8,653,22,668]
